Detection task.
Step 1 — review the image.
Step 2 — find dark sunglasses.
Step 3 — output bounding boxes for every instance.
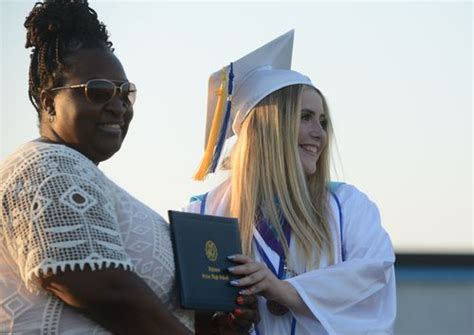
[49,79,137,105]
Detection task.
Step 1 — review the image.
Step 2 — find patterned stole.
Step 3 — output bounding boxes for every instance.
[253,212,297,334]
[255,213,291,278]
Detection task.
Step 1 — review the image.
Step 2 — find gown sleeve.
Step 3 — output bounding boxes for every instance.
[0,145,134,293]
[286,184,396,335]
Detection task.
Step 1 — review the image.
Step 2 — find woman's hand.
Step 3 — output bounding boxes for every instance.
[227,254,286,302]
[227,254,312,317]
[195,295,259,335]
[212,294,259,334]
[231,294,259,334]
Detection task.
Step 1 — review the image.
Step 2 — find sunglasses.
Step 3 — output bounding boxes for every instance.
[49,79,137,105]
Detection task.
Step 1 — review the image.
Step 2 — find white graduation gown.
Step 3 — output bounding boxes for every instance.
[185,180,396,335]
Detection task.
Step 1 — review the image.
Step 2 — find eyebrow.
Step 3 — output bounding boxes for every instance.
[302,108,326,118]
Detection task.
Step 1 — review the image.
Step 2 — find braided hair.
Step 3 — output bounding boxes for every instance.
[24,0,113,118]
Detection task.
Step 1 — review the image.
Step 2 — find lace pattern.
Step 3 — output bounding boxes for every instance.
[41,295,62,335]
[1,143,133,293]
[0,141,193,333]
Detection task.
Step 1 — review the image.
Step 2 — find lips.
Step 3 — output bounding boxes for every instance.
[299,144,319,156]
[97,122,124,135]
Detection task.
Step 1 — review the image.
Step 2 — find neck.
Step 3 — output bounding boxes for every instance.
[38,129,100,166]
[39,121,61,143]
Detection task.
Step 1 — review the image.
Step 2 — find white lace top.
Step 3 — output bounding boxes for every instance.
[0,141,193,334]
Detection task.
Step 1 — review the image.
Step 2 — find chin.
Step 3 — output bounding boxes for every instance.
[302,161,317,176]
[93,143,122,163]
[304,170,317,177]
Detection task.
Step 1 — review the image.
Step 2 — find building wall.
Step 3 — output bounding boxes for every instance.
[394,256,473,335]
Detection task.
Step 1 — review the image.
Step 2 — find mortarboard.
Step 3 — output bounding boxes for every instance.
[194,30,314,180]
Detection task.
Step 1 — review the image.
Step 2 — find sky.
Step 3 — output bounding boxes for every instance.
[1,0,472,254]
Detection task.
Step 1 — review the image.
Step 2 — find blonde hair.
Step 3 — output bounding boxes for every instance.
[229,84,334,269]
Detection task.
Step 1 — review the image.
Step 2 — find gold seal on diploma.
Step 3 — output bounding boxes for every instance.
[205,240,218,262]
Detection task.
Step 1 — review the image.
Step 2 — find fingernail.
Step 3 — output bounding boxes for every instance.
[230,280,240,286]
[236,296,245,305]
[227,255,236,260]
[233,308,243,316]
[227,266,235,273]
[227,313,236,323]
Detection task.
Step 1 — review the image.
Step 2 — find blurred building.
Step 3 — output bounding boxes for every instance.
[395,253,473,335]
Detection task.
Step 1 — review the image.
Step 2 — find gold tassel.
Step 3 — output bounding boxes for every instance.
[193,71,228,180]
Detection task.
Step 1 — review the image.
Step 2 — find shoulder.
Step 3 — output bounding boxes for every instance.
[189,193,207,203]
[186,192,207,214]
[328,182,382,233]
[329,183,388,244]
[2,141,92,164]
[0,141,106,208]
[189,179,231,204]
[1,141,98,184]
[328,182,376,208]
[186,179,231,215]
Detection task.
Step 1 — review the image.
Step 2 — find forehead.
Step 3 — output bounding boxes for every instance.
[301,86,324,114]
[62,48,127,82]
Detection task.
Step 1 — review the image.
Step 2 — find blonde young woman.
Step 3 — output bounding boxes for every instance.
[186,31,396,335]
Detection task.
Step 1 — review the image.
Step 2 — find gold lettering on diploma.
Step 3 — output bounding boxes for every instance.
[201,266,229,281]
[201,241,229,280]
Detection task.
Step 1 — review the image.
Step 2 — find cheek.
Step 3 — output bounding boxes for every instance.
[55,102,101,135]
[125,108,134,123]
[297,124,309,142]
[321,131,328,147]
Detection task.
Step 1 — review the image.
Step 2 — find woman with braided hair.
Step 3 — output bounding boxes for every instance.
[0,1,257,334]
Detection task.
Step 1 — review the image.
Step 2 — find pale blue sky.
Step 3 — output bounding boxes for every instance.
[1,1,472,253]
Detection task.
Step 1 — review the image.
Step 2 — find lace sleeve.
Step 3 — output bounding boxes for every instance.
[0,144,133,293]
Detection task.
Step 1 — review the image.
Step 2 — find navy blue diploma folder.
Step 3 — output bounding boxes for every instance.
[168,210,242,312]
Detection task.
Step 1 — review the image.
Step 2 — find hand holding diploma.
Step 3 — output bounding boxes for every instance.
[228,254,313,318]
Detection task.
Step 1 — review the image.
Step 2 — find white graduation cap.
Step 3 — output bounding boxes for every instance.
[194,30,314,180]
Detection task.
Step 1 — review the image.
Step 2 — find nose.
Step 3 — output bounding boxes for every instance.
[105,94,129,117]
[309,120,325,139]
